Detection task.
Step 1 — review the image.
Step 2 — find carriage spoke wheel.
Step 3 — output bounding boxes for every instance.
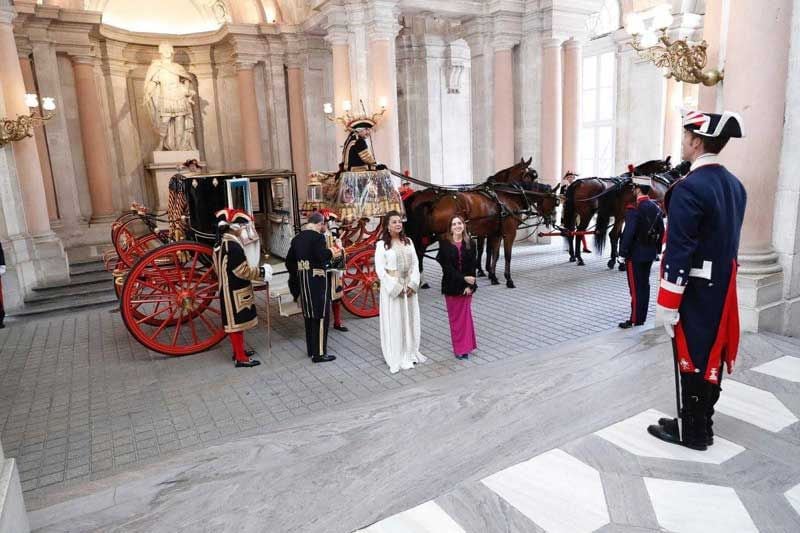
[116,229,164,269]
[341,249,380,318]
[120,241,225,356]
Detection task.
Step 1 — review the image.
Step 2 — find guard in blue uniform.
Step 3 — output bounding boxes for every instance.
[618,176,663,329]
[648,110,747,450]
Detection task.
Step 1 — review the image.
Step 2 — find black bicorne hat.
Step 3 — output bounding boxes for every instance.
[682,110,744,138]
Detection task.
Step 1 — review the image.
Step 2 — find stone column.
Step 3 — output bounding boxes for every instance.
[662,78,683,162]
[326,31,352,149]
[0,5,68,285]
[235,62,266,169]
[190,46,223,169]
[540,37,563,184]
[773,0,800,336]
[718,0,791,332]
[71,55,115,220]
[698,0,724,112]
[30,39,87,238]
[561,37,582,176]
[18,51,58,222]
[517,10,542,174]
[463,19,494,181]
[492,42,515,170]
[367,1,401,170]
[286,59,310,201]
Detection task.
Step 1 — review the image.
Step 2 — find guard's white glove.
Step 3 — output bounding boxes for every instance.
[0,265,5,275]
[261,263,273,282]
[655,304,680,338]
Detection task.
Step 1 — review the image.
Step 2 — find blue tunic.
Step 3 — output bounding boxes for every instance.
[657,162,747,383]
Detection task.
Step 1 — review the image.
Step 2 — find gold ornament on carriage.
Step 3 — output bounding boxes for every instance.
[624,7,723,87]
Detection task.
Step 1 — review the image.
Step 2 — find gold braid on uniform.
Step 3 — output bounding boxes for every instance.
[358,148,376,164]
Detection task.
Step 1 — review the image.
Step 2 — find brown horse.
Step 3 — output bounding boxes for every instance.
[403,158,535,287]
[562,157,689,267]
[405,180,557,288]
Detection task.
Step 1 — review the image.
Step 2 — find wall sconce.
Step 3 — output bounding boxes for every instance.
[378,97,387,110]
[0,93,56,148]
[624,6,724,87]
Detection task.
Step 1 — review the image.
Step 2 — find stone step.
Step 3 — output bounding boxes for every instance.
[25,281,115,303]
[31,270,110,291]
[68,259,107,276]
[7,292,118,319]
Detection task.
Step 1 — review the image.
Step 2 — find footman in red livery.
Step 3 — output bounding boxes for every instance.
[648,109,747,451]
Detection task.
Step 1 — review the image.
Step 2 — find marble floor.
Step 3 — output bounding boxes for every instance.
[24,328,800,532]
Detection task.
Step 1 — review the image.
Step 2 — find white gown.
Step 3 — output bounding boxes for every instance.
[374,239,427,373]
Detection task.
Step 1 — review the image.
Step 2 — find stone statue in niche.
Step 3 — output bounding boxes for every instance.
[143,42,197,151]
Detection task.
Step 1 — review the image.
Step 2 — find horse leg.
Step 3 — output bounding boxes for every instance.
[476,237,486,277]
[487,235,500,285]
[576,218,589,266]
[567,228,576,262]
[416,239,430,289]
[503,229,515,288]
[607,222,619,270]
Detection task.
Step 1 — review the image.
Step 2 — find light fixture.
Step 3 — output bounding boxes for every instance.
[1,93,56,148]
[624,8,723,86]
[378,97,387,109]
[342,100,352,112]
[324,99,386,132]
[323,102,333,115]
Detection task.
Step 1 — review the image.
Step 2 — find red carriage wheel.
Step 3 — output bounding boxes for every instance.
[340,248,380,318]
[120,241,226,356]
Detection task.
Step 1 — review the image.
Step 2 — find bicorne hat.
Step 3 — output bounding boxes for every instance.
[682,110,744,138]
[215,208,253,227]
[347,118,376,131]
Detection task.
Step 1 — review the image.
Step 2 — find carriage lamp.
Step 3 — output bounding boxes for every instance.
[624,7,724,86]
[307,177,323,204]
[272,179,286,210]
[0,93,56,148]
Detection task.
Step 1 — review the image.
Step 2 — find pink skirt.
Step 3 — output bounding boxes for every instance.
[445,294,477,355]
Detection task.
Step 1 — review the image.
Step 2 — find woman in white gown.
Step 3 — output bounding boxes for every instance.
[374,211,427,373]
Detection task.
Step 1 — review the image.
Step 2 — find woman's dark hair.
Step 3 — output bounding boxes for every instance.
[380,210,409,249]
[445,215,471,249]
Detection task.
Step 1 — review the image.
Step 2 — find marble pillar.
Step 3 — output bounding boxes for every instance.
[492,46,515,170]
[561,38,582,176]
[326,31,352,149]
[662,78,683,162]
[516,22,542,174]
[698,0,724,112]
[540,37,563,184]
[264,40,293,170]
[18,54,58,222]
[719,0,791,332]
[368,38,401,170]
[0,6,68,292]
[286,63,310,201]
[464,21,494,181]
[31,41,88,240]
[190,46,223,170]
[236,63,265,169]
[72,56,115,220]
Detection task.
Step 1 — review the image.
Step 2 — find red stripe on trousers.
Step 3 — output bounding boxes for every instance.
[626,260,637,324]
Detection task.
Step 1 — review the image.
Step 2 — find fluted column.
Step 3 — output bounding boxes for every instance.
[71,55,115,220]
[718,0,792,332]
[662,78,683,162]
[492,42,515,169]
[561,37,582,176]
[698,0,724,111]
[540,37,563,184]
[325,29,353,149]
[235,62,265,169]
[0,9,52,237]
[367,0,401,170]
[18,51,58,221]
[285,58,310,201]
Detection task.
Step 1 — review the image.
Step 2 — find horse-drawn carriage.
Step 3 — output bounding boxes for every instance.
[106,169,301,356]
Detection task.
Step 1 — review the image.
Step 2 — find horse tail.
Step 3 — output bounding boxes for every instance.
[562,183,577,246]
[594,196,612,254]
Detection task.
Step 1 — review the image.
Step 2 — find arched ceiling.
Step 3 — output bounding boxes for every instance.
[78,0,314,35]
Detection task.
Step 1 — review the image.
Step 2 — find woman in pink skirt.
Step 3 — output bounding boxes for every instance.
[436,215,478,359]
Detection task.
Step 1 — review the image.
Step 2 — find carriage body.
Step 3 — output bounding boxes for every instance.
[107,169,300,356]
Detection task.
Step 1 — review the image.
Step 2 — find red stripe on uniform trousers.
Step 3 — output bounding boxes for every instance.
[704,260,741,382]
[626,260,637,324]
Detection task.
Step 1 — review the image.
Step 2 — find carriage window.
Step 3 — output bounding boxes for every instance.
[580,50,616,177]
[226,178,252,215]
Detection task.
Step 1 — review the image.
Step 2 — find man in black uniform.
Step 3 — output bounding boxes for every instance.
[341,119,386,172]
[286,211,341,363]
[0,242,6,329]
[213,209,272,367]
[618,176,664,329]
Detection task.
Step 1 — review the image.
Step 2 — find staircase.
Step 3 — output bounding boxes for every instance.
[10,258,118,319]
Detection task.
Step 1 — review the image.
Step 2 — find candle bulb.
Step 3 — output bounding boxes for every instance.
[24,93,39,108]
[342,100,352,112]
[378,97,387,109]
[323,102,333,114]
[42,97,56,111]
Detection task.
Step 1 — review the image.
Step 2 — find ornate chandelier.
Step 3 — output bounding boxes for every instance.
[624,6,724,87]
[0,94,56,148]
[323,99,386,131]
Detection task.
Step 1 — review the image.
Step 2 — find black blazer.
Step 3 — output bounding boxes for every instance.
[436,239,478,296]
